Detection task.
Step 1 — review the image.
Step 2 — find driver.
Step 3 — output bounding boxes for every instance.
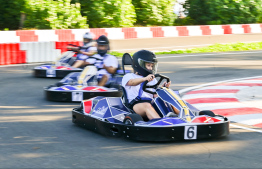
[67,32,97,68]
[122,50,172,120]
[84,35,118,86]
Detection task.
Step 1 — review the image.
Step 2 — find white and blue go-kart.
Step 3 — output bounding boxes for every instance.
[44,66,124,102]
[72,74,229,142]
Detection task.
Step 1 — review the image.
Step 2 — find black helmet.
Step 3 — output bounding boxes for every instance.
[97,35,109,56]
[132,50,158,77]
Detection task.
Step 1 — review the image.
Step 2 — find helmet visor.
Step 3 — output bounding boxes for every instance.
[138,58,158,75]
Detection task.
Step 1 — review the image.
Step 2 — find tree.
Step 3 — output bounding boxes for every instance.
[0,0,26,30]
[132,0,176,26]
[77,0,136,28]
[184,0,262,25]
[23,0,87,29]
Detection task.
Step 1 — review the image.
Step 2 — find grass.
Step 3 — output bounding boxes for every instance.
[109,42,262,57]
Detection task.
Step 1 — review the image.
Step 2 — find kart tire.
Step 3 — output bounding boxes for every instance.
[123,114,143,125]
[199,110,215,117]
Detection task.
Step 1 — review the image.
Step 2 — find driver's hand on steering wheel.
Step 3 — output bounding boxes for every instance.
[144,74,155,82]
[162,81,171,88]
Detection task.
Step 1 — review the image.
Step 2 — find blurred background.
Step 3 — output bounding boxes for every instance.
[1,0,262,30]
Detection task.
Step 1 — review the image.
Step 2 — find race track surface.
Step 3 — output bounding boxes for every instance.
[0,51,262,168]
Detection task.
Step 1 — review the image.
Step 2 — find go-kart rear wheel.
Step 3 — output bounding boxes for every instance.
[199,110,215,117]
[123,114,143,125]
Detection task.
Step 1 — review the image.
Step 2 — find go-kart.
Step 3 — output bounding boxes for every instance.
[33,44,90,78]
[45,53,133,102]
[44,66,124,102]
[72,74,230,142]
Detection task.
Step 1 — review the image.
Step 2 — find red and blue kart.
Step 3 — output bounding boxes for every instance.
[72,74,229,142]
[44,66,126,102]
[33,44,91,78]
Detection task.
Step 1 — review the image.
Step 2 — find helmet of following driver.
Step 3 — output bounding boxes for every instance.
[96,35,110,56]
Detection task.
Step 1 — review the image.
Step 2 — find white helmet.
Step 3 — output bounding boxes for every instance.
[83,32,94,40]
[83,32,94,46]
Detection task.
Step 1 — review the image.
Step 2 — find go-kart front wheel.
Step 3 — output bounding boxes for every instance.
[123,114,143,125]
[199,110,215,117]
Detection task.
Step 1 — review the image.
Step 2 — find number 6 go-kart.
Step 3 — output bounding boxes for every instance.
[72,74,229,142]
[33,44,88,78]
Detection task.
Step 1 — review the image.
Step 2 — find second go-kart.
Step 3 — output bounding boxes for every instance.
[72,74,229,142]
[44,66,124,102]
[44,53,133,102]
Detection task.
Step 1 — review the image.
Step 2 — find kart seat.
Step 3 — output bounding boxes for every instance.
[122,53,133,75]
[121,86,151,121]
[121,85,136,114]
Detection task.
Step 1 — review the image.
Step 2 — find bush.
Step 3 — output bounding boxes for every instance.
[174,17,194,26]
[184,0,262,25]
[78,0,136,28]
[23,0,87,29]
[132,0,176,26]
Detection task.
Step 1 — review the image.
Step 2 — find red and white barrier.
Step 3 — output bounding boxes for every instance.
[0,43,26,65]
[20,42,61,63]
[1,24,262,65]
[0,24,261,43]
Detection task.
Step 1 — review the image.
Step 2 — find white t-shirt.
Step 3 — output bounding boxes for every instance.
[77,46,97,60]
[122,73,157,102]
[87,54,118,77]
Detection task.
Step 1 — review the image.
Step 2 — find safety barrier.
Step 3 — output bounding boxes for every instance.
[1,24,261,43]
[0,43,26,65]
[0,24,262,65]
[20,42,60,63]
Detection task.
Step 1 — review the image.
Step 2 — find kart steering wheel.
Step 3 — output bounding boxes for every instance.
[142,74,170,94]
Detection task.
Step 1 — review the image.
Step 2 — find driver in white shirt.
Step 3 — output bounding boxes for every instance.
[66,32,97,68]
[122,50,171,120]
[84,35,118,86]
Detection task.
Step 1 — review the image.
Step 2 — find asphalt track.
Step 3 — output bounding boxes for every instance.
[1,51,262,168]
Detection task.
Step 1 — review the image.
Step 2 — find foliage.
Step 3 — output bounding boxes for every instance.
[76,0,136,28]
[0,0,26,30]
[23,0,87,29]
[184,0,262,25]
[132,0,176,26]
[174,17,194,26]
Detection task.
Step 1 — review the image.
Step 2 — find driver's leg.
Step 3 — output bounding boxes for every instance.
[72,60,84,68]
[98,74,108,86]
[133,102,160,120]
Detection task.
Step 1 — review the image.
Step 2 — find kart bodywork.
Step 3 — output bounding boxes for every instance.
[44,66,124,102]
[72,73,229,141]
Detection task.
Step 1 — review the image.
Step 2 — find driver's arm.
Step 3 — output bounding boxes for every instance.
[78,50,96,56]
[67,46,79,50]
[126,74,154,86]
[103,65,117,74]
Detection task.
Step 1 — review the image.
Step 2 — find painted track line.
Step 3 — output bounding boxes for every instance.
[230,124,262,133]
[180,76,262,133]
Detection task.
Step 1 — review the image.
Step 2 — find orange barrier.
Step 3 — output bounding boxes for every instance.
[0,43,26,65]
